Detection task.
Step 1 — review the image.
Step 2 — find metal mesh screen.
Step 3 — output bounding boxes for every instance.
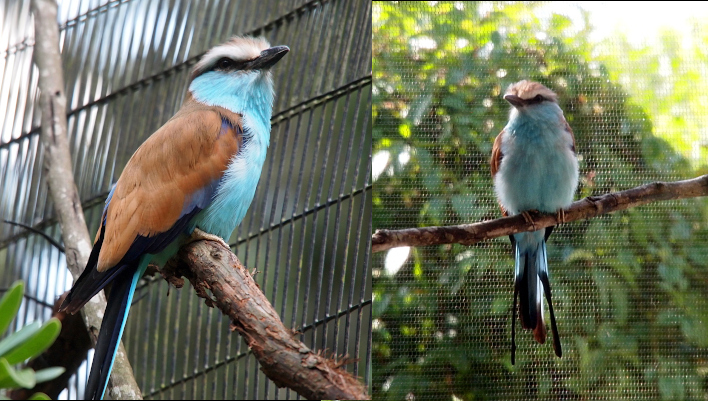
[372,2,708,400]
[0,0,372,399]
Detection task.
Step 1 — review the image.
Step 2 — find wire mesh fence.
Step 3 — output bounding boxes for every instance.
[373,2,708,400]
[0,0,372,399]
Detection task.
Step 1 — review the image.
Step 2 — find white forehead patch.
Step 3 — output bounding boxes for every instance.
[191,36,271,80]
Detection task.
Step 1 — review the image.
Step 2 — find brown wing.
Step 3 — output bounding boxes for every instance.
[490,129,504,178]
[490,130,508,217]
[96,97,243,271]
[564,118,576,153]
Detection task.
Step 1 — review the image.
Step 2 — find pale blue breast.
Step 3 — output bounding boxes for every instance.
[495,104,578,215]
[187,70,275,240]
[190,137,268,239]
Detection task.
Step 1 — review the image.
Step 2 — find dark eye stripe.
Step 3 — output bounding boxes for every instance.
[527,94,545,104]
[213,57,248,71]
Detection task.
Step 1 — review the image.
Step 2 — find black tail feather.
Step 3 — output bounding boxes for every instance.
[539,270,562,358]
[60,225,107,313]
[513,235,564,362]
[517,249,538,331]
[511,289,518,365]
[84,266,136,400]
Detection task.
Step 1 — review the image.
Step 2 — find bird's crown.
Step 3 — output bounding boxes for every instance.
[190,36,273,81]
[505,80,558,103]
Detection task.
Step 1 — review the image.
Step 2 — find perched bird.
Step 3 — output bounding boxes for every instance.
[491,80,578,364]
[59,37,288,399]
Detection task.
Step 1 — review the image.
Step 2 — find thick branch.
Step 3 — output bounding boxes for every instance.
[162,240,370,401]
[372,175,708,253]
[31,0,142,398]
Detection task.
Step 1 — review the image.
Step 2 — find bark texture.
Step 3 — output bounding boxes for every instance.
[372,175,708,252]
[31,0,142,398]
[162,239,370,400]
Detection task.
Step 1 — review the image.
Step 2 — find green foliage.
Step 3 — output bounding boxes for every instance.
[0,281,64,400]
[595,27,708,171]
[373,2,708,400]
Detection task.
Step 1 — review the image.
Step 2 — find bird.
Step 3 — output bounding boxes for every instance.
[490,80,578,364]
[58,36,288,399]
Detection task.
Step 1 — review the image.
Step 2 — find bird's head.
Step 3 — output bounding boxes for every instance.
[503,80,558,110]
[188,37,289,116]
[190,36,289,82]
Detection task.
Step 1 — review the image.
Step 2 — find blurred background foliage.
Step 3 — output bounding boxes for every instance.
[372,2,708,400]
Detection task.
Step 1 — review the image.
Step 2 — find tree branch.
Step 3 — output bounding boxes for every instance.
[3,220,65,253]
[372,175,708,253]
[162,240,370,401]
[31,0,142,398]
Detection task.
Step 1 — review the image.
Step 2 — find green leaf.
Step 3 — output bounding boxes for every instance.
[3,318,62,365]
[33,367,65,384]
[27,393,51,400]
[0,357,35,389]
[450,193,472,219]
[399,123,411,138]
[0,322,41,359]
[0,281,24,336]
[373,292,392,317]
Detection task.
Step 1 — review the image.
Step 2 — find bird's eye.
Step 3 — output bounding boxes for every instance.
[216,58,235,69]
[534,94,544,102]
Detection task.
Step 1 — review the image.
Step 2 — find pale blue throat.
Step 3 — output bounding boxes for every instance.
[186,70,275,240]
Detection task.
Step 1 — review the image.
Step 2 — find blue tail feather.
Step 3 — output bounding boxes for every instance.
[85,257,149,400]
[514,232,541,331]
[511,230,561,364]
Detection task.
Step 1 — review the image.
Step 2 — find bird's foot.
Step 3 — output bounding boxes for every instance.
[556,208,566,224]
[190,228,231,250]
[521,210,537,231]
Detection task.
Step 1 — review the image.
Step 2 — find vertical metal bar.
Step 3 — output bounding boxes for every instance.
[141,281,157,391]
[303,97,338,349]
[332,0,357,88]
[313,0,340,96]
[332,87,364,358]
[149,280,165,395]
[280,106,313,323]
[208,0,231,51]
[318,92,352,351]
[203,299,215,399]
[210,308,221,399]
[232,333,243,399]
[344,88,371,375]
[221,313,231,399]
[290,100,326,334]
[242,350,249,400]
[180,291,194,399]
[273,1,308,110]
[192,298,203,400]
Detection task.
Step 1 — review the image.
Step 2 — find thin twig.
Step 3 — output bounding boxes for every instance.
[372,175,708,253]
[3,220,65,253]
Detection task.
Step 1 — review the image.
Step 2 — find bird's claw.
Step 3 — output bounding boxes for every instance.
[190,228,231,249]
[521,210,537,231]
[556,208,566,224]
